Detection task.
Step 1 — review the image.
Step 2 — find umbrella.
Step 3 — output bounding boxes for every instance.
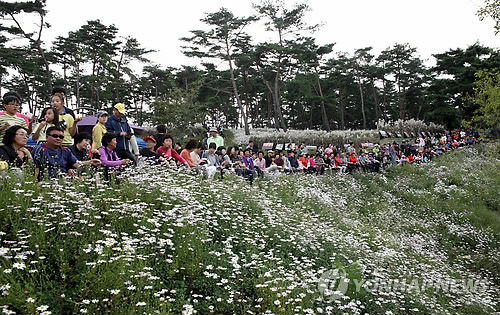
[76,115,144,136]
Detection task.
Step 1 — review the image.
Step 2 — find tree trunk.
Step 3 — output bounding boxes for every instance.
[339,89,346,130]
[115,50,124,102]
[315,72,330,131]
[273,72,287,131]
[382,76,388,122]
[397,72,404,120]
[76,62,81,108]
[355,66,366,129]
[267,91,273,128]
[358,81,366,129]
[35,41,52,93]
[309,102,314,129]
[370,78,380,125]
[226,40,249,135]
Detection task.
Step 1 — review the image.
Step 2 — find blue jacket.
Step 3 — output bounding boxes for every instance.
[105,115,131,150]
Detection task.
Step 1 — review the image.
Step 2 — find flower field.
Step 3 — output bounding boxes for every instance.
[0,143,499,314]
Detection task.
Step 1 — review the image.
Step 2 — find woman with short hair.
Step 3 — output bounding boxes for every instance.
[0,125,32,168]
[98,133,131,168]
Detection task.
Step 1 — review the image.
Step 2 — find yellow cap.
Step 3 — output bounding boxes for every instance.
[114,103,126,114]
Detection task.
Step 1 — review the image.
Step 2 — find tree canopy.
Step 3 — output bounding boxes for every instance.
[0,1,498,132]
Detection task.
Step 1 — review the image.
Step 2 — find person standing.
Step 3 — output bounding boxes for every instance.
[153,125,167,151]
[51,87,75,119]
[92,111,108,151]
[0,95,29,146]
[104,103,136,165]
[206,127,224,148]
[52,92,79,146]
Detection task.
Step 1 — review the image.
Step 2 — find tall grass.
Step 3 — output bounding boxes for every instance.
[0,143,498,314]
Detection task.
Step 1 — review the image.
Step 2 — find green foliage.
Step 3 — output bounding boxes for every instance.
[464,69,500,131]
[150,78,205,129]
[478,0,500,34]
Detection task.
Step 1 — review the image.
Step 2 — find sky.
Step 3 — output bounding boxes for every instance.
[36,0,498,69]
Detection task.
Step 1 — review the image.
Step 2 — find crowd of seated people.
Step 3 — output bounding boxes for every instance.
[0,90,481,184]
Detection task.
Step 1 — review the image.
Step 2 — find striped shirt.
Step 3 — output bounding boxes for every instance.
[0,113,28,145]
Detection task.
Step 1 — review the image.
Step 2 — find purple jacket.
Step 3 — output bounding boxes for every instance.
[98,146,122,168]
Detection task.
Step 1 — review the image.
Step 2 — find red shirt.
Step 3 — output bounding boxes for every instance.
[298,157,308,167]
[156,146,187,165]
[349,155,357,164]
[334,157,342,167]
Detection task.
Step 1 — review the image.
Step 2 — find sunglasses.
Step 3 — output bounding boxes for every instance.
[48,134,65,139]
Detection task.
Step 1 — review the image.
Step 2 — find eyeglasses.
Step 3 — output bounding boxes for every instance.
[47,134,65,139]
[15,133,28,138]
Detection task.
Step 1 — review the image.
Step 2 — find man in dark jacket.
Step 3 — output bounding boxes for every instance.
[105,103,136,165]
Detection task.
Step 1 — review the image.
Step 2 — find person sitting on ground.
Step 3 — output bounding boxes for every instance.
[156,134,189,169]
[0,95,30,146]
[240,148,256,184]
[68,132,101,168]
[358,152,368,172]
[314,153,325,175]
[181,139,200,167]
[32,107,59,144]
[339,153,348,173]
[252,151,278,177]
[347,152,359,173]
[274,151,285,171]
[207,127,224,148]
[31,126,86,180]
[92,111,108,152]
[98,132,131,179]
[264,150,274,168]
[298,153,308,171]
[202,143,220,168]
[407,153,415,163]
[217,146,230,169]
[307,154,318,174]
[323,153,332,169]
[140,136,164,162]
[229,146,242,172]
[201,142,221,179]
[298,143,307,156]
[287,151,299,172]
[324,144,333,156]
[254,151,267,177]
[333,153,344,173]
[191,141,203,166]
[0,125,32,168]
[367,152,380,172]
